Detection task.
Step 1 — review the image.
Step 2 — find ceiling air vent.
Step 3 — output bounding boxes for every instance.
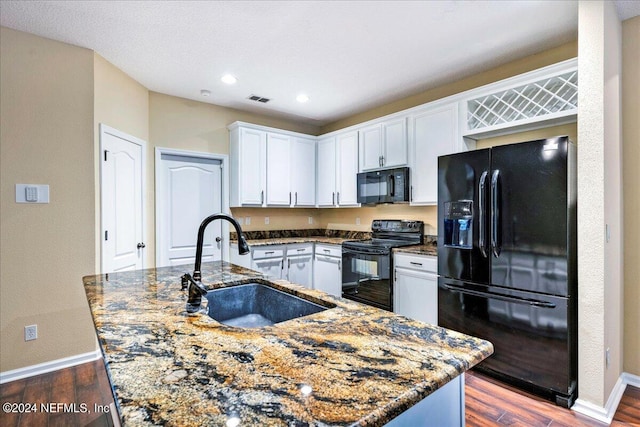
[247,94,271,103]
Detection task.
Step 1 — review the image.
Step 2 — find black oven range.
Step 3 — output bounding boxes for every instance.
[342,219,424,311]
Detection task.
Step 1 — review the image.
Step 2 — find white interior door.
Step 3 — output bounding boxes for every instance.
[100,124,145,273]
[157,152,223,267]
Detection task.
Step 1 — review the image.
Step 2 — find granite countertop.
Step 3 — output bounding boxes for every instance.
[230,229,371,247]
[393,244,438,257]
[83,261,492,427]
[240,236,351,246]
[230,230,439,252]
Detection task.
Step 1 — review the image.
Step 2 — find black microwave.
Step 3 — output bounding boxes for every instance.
[357,167,410,205]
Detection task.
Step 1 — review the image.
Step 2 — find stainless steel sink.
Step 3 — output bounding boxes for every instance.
[205,283,332,328]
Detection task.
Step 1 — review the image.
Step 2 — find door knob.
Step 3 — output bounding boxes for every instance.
[137,242,146,249]
[215,237,222,243]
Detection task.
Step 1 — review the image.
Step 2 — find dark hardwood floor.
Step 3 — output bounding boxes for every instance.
[1,360,638,426]
[0,359,115,427]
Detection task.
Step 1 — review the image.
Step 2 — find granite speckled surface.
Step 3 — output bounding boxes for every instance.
[83,261,492,427]
[231,229,372,247]
[393,243,438,256]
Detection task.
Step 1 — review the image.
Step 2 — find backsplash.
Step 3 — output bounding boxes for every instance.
[230,229,372,241]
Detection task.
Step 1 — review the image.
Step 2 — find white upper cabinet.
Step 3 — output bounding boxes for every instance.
[316,131,359,207]
[230,122,315,207]
[266,133,291,206]
[409,103,458,205]
[230,126,266,206]
[290,136,316,207]
[359,124,383,170]
[336,130,359,206]
[383,117,408,168]
[359,117,408,171]
[316,136,337,207]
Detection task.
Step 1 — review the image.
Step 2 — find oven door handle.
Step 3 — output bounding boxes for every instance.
[441,284,556,308]
[342,247,389,256]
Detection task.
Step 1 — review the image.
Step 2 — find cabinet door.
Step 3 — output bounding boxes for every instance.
[313,255,342,297]
[394,267,438,324]
[253,258,284,279]
[359,124,382,171]
[336,131,359,206]
[266,133,291,206]
[290,137,316,207]
[316,137,336,206]
[239,128,266,205]
[383,117,408,168]
[287,255,313,288]
[410,104,458,205]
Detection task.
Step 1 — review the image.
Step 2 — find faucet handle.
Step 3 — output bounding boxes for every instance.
[180,273,190,290]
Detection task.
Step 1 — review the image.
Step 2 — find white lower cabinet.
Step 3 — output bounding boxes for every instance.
[393,253,438,325]
[234,242,343,296]
[385,374,464,426]
[251,246,286,279]
[312,244,342,297]
[239,243,314,288]
[285,244,313,288]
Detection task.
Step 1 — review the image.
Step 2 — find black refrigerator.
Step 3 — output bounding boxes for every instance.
[437,136,577,407]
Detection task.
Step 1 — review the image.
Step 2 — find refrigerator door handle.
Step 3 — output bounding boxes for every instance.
[491,169,501,257]
[442,283,556,308]
[479,171,489,258]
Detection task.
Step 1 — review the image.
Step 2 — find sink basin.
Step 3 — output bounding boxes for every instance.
[205,283,331,328]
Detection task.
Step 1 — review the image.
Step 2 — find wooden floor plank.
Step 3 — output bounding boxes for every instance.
[17,375,49,427]
[613,386,640,424]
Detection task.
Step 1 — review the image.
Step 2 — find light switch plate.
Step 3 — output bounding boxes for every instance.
[16,184,49,203]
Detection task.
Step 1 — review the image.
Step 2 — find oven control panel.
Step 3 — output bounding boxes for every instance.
[371,219,424,233]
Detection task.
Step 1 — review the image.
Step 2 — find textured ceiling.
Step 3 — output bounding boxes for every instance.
[0,1,636,127]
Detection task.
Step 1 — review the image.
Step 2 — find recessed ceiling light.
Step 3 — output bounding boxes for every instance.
[201,89,211,97]
[296,94,309,103]
[221,74,237,85]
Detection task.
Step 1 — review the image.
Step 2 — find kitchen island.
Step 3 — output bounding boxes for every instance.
[83,261,492,426]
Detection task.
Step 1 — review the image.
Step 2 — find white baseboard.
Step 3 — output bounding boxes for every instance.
[621,372,640,388]
[572,371,640,425]
[0,350,101,384]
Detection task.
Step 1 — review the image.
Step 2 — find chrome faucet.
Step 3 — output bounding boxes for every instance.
[181,213,250,313]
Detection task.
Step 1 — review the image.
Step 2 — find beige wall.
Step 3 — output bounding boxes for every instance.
[576,0,623,406]
[319,206,436,235]
[622,16,640,376]
[230,208,321,231]
[93,54,150,269]
[0,27,97,371]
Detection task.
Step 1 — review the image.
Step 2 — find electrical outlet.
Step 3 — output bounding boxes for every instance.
[308,216,313,225]
[356,217,361,225]
[25,325,38,341]
[606,347,611,368]
[265,217,270,225]
[245,217,251,225]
